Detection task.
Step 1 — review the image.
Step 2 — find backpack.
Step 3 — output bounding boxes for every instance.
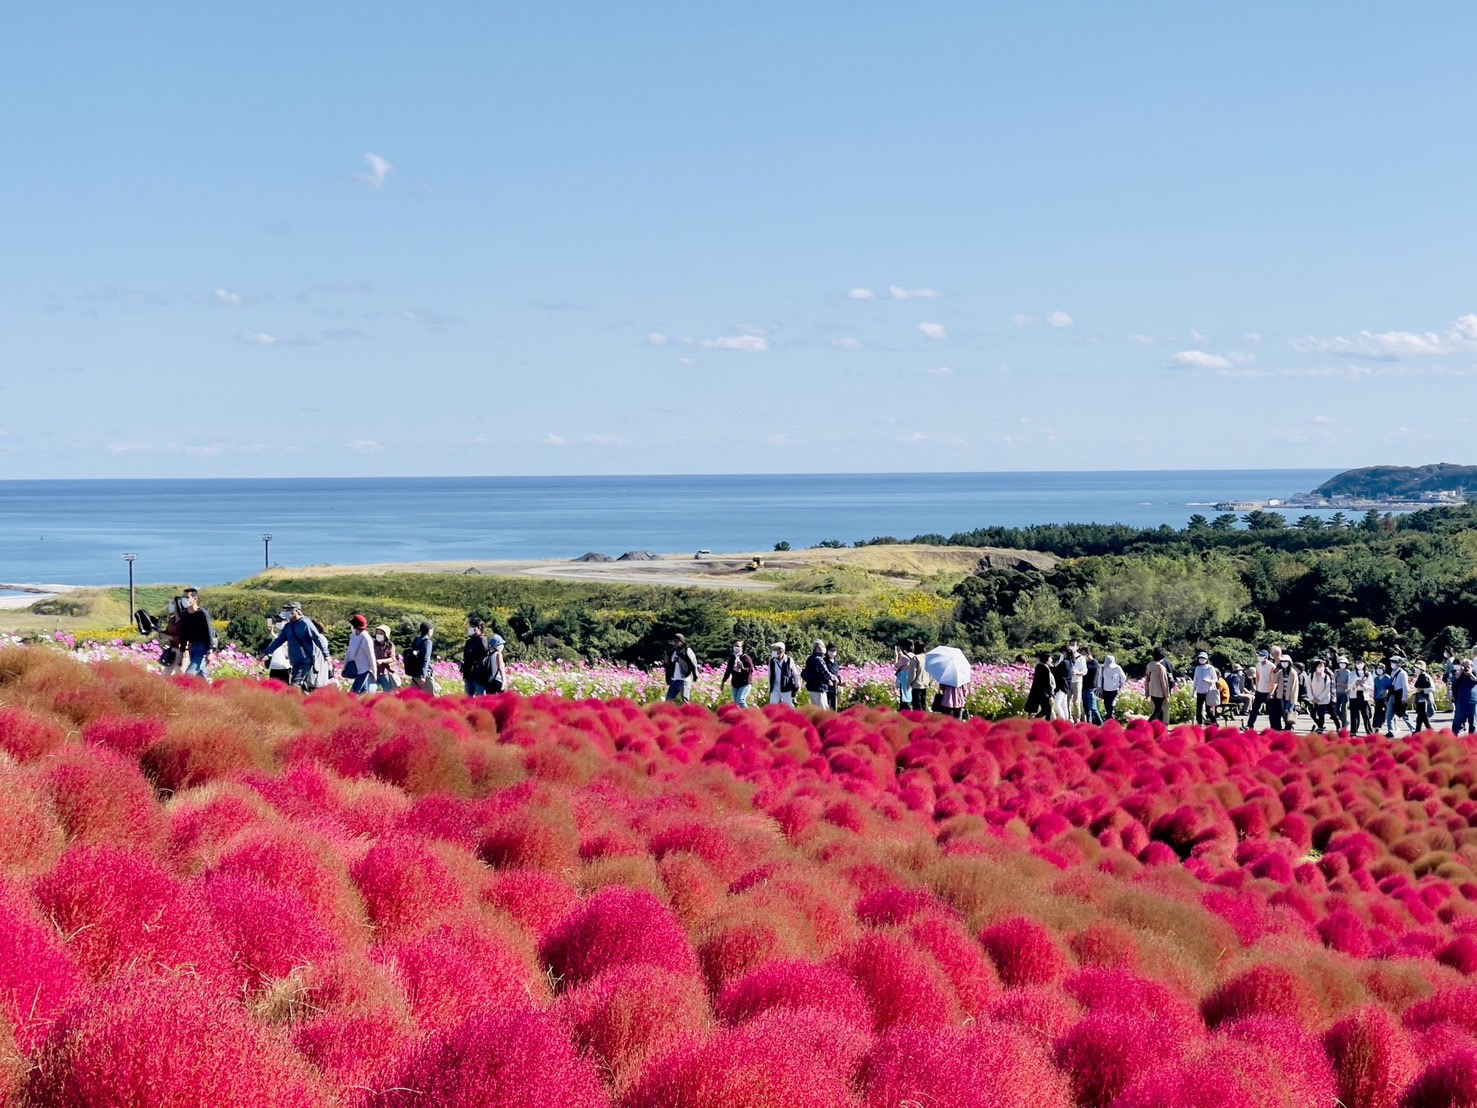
[404,642,426,678]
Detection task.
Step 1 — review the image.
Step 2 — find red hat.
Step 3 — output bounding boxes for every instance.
[350,614,367,629]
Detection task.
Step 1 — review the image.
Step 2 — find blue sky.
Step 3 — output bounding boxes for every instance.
[2,2,1474,478]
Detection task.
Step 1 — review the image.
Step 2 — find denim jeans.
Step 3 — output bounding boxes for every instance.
[350,671,374,694]
[666,679,689,703]
[185,643,209,676]
[1455,700,1477,735]
[1084,688,1102,725]
[732,683,751,707]
[1385,698,1412,735]
[464,679,488,696]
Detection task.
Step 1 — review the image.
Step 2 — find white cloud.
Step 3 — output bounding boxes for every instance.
[902,431,928,443]
[544,433,568,446]
[832,336,865,350]
[348,439,385,454]
[677,356,697,366]
[646,332,669,346]
[1170,350,1233,370]
[1010,314,1035,327]
[848,288,876,300]
[1047,310,1073,329]
[1312,415,1337,424]
[1244,331,1263,343]
[357,152,393,188]
[1189,328,1209,343]
[1127,332,1156,345]
[401,308,459,330]
[926,365,953,376]
[1294,314,1477,361]
[889,285,941,300]
[918,322,946,340]
[236,330,283,346]
[699,335,768,351]
[213,288,243,306]
[585,434,621,446]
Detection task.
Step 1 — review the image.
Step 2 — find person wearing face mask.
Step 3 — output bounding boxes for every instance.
[1412,662,1436,733]
[1332,657,1353,731]
[1272,657,1298,731]
[1349,661,1373,736]
[1096,653,1127,721]
[768,642,799,706]
[344,615,377,694]
[262,601,330,692]
[720,639,756,707]
[1305,659,1334,733]
[373,625,399,691]
[1452,660,1477,736]
[894,643,915,710]
[1246,650,1275,729]
[1385,656,1414,737]
[177,588,218,678]
[1192,651,1218,726]
[1372,663,1391,729]
[825,644,842,710]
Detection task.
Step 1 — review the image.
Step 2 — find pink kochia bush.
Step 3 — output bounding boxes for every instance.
[8,642,1477,1105]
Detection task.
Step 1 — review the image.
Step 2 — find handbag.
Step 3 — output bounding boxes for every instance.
[342,660,360,680]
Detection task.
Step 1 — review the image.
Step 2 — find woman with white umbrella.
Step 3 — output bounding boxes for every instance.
[923,645,971,719]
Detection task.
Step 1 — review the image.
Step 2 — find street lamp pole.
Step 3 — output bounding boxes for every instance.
[260,534,272,571]
[122,553,137,619]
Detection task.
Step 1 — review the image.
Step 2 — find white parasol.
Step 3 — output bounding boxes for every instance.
[923,645,971,687]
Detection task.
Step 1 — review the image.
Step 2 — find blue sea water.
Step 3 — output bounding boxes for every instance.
[0,470,1342,588]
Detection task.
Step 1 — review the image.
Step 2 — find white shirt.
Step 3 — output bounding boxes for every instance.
[1193,664,1218,694]
[1253,660,1275,694]
[1071,655,1088,680]
[1305,671,1333,704]
[345,630,376,676]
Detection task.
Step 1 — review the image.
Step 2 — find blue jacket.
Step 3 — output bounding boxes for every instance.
[265,618,329,668]
[1455,671,1477,706]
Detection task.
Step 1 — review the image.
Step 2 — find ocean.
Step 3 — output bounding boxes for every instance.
[0,470,1342,588]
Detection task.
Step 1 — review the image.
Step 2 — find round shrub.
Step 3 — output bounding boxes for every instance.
[715,958,869,1028]
[859,1020,1074,1108]
[541,886,699,989]
[979,916,1072,987]
[560,964,709,1091]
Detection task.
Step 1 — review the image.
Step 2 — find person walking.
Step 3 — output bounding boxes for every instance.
[1082,649,1103,724]
[159,598,186,676]
[1385,657,1413,737]
[177,588,218,678]
[1050,651,1072,721]
[801,640,834,710]
[484,635,508,692]
[1068,646,1088,723]
[1272,656,1298,731]
[767,642,800,706]
[1192,652,1218,725]
[461,618,492,696]
[264,617,293,684]
[664,633,699,703]
[1305,659,1334,733]
[1412,662,1436,733]
[1372,663,1391,732]
[894,644,914,710]
[1246,650,1275,728]
[721,640,756,707]
[824,644,842,710]
[1025,653,1054,719]
[938,676,968,719]
[1349,661,1374,736]
[343,615,377,694]
[1144,650,1172,724]
[1332,657,1354,731]
[373,625,399,691]
[1452,659,1477,736]
[404,622,437,694]
[1096,653,1127,721]
[909,642,930,711]
[262,601,331,692]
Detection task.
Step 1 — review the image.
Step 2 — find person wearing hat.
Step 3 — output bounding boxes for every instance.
[1332,657,1354,731]
[665,633,699,703]
[1305,659,1334,733]
[342,615,377,694]
[485,634,507,693]
[461,618,492,696]
[1349,659,1374,736]
[1192,651,1219,726]
[801,639,835,711]
[1096,653,1127,721]
[263,616,293,685]
[1246,649,1276,729]
[262,602,330,692]
[1411,661,1436,733]
[768,642,800,706]
[373,624,399,691]
[1384,656,1413,737]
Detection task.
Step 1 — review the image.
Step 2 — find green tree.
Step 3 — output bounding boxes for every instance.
[1211,513,1239,531]
[1295,515,1325,531]
[1244,510,1287,531]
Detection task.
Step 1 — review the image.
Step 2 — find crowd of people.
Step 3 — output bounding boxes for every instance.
[141,593,1477,736]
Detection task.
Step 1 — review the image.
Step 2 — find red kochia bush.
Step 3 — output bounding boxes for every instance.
[375,921,543,1031]
[0,879,85,1053]
[1400,1048,1477,1108]
[0,705,66,760]
[350,836,472,938]
[1201,962,1324,1029]
[37,743,166,849]
[34,845,234,989]
[560,964,710,1090]
[828,931,959,1031]
[201,872,341,991]
[715,958,870,1028]
[371,1007,608,1108]
[25,971,329,1107]
[1325,1005,1418,1108]
[859,1020,1074,1108]
[979,915,1071,987]
[82,714,165,757]
[541,886,699,988]
[1056,1011,1186,1107]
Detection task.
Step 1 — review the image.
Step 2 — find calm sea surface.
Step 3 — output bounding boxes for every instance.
[0,470,1341,587]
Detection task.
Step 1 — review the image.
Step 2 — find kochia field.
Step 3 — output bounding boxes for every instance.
[1,644,1476,1107]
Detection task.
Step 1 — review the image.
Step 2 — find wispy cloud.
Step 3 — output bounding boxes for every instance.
[401,308,460,331]
[544,433,568,446]
[322,328,367,341]
[531,299,592,312]
[1127,332,1156,345]
[1293,314,1477,361]
[926,365,953,376]
[1170,350,1233,370]
[1010,314,1035,327]
[236,329,314,347]
[80,287,167,308]
[832,336,865,350]
[890,285,941,300]
[1047,310,1073,329]
[848,288,876,300]
[213,287,244,306]
[645,332,669,346]
[348,439,386,454]
[356,152,393,188]
[699,335,768,351]
[918,322,946,340]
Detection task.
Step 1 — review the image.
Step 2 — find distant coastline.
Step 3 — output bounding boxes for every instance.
[1210,463,1474,515]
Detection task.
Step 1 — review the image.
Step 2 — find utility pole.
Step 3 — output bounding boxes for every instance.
[260,534,272,571]
[122,553,137,620]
